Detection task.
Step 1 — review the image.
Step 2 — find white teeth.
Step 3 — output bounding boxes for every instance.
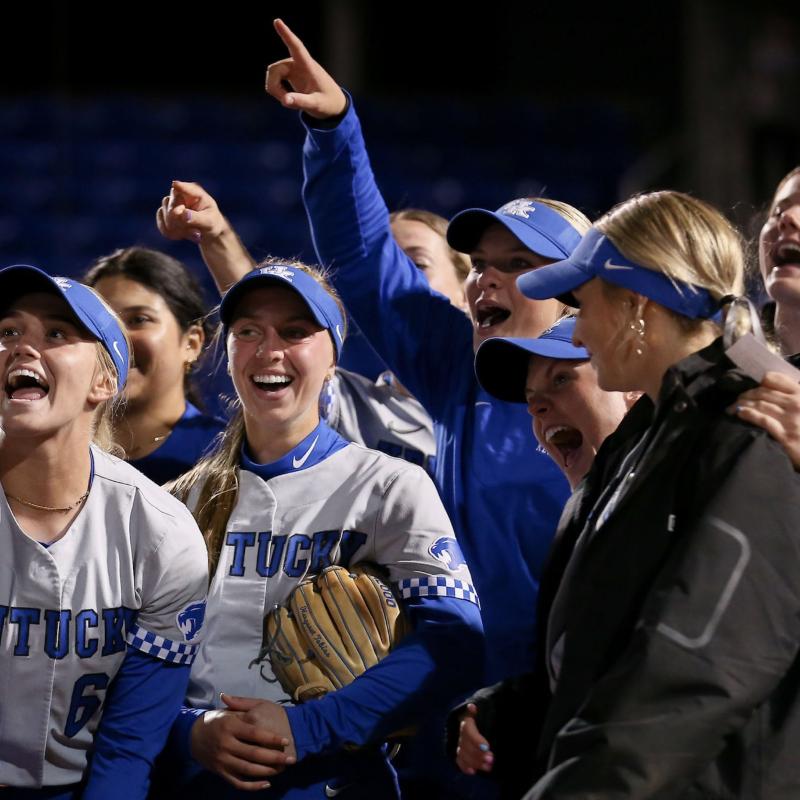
[253,375,292,385]
[8,369,47,388]
[545,425,569,443]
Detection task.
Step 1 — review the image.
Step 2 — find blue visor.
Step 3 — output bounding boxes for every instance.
[475,316,588,403]
[447,198,583,259]
[0,264,129,391]
[220,264,345,359]
[517,228,722,320]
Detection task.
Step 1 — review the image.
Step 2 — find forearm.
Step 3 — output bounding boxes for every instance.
[82,650,191,800]
[199,222,256,294]
[301,97,472,409]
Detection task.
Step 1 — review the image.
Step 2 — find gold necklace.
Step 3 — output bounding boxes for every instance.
[5,489,90,513]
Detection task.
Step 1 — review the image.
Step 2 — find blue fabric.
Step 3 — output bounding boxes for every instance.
[220,264,346,360]
[0,265,130,390]
[240,420,349,481]
[300,98,570,685]
[129,402,226,485]
[81,648,191,800]
[518,227,722,319]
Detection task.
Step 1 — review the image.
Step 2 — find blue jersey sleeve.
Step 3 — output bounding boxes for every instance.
[82,648,191,800]
[285,595,484,759]
[300,96,475,419]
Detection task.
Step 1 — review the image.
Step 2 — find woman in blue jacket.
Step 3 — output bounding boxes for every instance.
[263,19,590,691]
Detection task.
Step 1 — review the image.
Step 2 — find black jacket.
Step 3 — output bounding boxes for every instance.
[459,340,800,799]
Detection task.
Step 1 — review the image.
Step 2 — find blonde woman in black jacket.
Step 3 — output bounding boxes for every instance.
[512,190,800,799]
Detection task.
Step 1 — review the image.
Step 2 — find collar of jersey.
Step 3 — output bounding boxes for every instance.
[240,420,349,481]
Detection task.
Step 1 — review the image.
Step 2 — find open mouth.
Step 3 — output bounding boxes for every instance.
[545,425,583,467]
[475,304,511,330]
[5,368,49,401]
[774,242,800,268]
[252,374,293,393]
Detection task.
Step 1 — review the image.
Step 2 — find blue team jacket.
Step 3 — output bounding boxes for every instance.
[300,99,570,684]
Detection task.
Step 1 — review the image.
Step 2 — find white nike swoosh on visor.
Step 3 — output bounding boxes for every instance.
[112,340,124,361]
[292,435,320,469]
[603,259,634,271]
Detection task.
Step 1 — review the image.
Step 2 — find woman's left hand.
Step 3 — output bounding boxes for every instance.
[732,371,800,469]
[221,693,298,762]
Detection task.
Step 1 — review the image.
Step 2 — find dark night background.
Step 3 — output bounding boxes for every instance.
[1,0,798,274]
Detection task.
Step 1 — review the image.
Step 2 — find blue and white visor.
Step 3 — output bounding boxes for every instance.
[517,228,722,320]
[0,264,129,391]
[447,198,583,259]
[220,264,346,359]
[475,316,588,403]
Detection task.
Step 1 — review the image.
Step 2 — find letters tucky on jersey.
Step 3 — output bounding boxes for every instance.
[184,439,478,711]
[0,448,208,788]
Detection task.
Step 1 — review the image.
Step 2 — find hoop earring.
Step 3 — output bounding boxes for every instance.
[630,317,646,356]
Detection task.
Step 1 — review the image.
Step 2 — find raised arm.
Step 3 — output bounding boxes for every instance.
[265,20,474,416]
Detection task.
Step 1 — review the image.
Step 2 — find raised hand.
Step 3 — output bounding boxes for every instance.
[265,18,347,119]
[156,180,226,244]
[455,703,494,776]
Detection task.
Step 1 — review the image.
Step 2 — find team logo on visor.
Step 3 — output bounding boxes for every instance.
[499,199,535,219]
[260,265,295,281]
[54,277,73,290]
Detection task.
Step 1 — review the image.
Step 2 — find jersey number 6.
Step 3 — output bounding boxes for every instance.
[65,673,109,738]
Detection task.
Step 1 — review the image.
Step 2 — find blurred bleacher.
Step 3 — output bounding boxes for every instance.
[0,92,636,411]
[0,92,635,277]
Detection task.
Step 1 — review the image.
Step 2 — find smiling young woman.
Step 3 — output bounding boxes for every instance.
[157,260,484,799]
[0,265,207,799]
[83,247,226,484]
[759,166,800,352]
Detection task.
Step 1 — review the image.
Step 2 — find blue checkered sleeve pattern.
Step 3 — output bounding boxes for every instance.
[398,576,480,607]
[125,623,198,666]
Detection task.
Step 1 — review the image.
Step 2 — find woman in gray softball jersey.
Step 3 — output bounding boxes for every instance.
[0,266,208,799]
[162,261,484,799]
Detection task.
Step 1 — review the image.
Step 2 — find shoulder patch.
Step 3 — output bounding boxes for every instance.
[429,536,467,570]
[177,600,206,642]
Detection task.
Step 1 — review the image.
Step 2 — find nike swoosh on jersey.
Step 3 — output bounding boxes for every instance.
[292,435,320,469]
[325,784,351,798]
[603,259,634,271]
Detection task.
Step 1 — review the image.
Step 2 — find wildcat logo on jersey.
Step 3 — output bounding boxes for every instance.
[260,265,295,282]
[429,537,467,570]
[177,601,206,642]
[499,199,535,219]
